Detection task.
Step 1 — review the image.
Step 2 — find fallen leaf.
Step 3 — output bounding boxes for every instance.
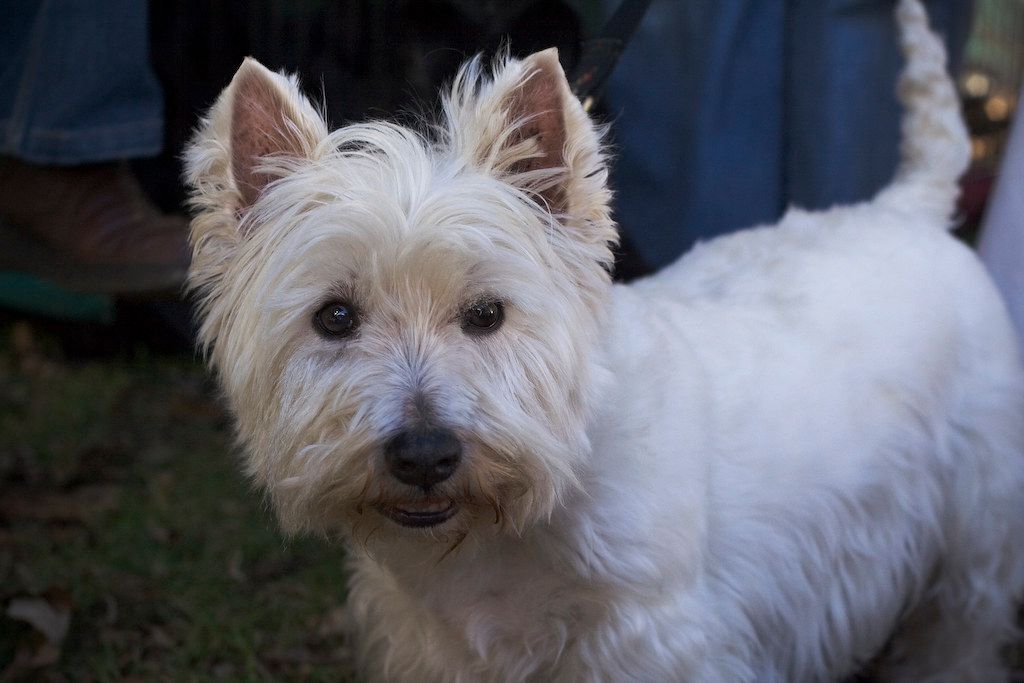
[2,589,73,680]
[7,592,71,644]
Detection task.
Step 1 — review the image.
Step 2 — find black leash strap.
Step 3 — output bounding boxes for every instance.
[569,0,655,112]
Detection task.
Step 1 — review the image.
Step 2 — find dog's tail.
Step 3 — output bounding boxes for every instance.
[876,0,971,227]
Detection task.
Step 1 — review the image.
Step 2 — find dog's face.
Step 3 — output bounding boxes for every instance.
[185,51,617,543]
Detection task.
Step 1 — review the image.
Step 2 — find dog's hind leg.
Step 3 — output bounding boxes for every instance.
[873,586,1016,682]
[873,393,1024,683]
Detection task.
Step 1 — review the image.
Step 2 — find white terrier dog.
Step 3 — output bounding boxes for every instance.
[185,0,1024,680]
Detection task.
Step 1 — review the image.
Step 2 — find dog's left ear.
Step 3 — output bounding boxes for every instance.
[498,49,572,210]
[451,49,613,230]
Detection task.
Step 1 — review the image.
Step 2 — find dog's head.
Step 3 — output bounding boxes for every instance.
[184,51,617,545]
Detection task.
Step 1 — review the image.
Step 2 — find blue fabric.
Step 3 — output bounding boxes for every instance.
[0,0,164,165]
[604,0,973,268]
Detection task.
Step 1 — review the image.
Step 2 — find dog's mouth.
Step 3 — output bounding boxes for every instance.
[377,500,459,528]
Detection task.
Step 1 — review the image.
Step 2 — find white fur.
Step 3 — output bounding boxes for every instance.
[185,1,1024,680]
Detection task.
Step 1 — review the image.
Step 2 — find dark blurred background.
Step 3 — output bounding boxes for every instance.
[0,0,1022,680]
[140,0,600,214]
[2,0,1023,332]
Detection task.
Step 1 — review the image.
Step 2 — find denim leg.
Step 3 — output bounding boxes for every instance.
[0,0,164,164]
[604,0,972,268]
[785,0,971,210]
[605,0,786,268]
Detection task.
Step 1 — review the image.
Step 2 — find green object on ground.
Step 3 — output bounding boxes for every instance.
[0,271,113,323]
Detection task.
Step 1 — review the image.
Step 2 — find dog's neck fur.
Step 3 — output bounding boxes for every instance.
[358,298,716,673]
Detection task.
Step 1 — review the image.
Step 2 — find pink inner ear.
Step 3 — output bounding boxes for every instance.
[506,53,569,207]
[230,67,303,210]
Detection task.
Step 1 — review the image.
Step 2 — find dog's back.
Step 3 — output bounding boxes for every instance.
[612,1,1024,679]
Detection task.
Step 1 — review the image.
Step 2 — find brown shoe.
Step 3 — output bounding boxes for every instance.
[0,158,189,294]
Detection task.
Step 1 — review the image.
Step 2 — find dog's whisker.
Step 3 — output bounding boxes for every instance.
[437,530,469,565]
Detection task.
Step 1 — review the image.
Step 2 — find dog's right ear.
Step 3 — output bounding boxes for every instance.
[185,58,328,353]
[185,57,327,239]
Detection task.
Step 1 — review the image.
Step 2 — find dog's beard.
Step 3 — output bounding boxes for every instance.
[260,430,565,550]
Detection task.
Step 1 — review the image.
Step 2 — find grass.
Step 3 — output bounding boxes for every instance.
[0,320,355,681]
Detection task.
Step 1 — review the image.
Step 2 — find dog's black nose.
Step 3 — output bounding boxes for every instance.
[384,426,462,489]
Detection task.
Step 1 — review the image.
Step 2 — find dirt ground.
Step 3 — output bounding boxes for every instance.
[0,317,1021,682]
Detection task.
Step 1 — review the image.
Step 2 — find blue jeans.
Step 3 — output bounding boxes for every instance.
[605,0,972,268]
[0,0,164,164]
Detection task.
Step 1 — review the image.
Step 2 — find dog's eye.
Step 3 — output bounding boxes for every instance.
[462,301,504,335]
[314,301,358,337]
